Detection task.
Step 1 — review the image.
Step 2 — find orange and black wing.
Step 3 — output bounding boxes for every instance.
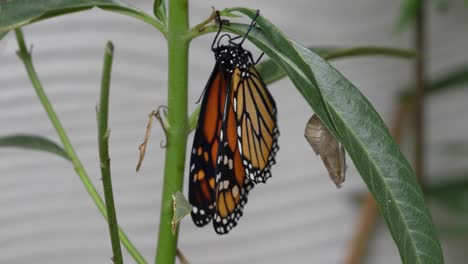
[189,64,227,226]
[231,67,279,183]
[212,77,254,234]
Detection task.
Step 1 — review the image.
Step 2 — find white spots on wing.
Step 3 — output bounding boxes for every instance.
[232,185,239,197]
[219,180,230,190]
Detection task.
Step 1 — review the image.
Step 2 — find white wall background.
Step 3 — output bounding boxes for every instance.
[1,0,468,263]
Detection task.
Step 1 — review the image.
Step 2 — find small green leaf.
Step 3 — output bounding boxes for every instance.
[427,175,468,214]
[400,63,468,102]
[153,0,167,24]
[396,0,453,31]
[172,191,191,234]
[218,9,241,18]
[396,0,422,32]
[0,134,70,160]
[222,12,443,263]
[0,0,160,32]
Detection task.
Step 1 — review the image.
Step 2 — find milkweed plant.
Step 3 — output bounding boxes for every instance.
[0,1,443,264]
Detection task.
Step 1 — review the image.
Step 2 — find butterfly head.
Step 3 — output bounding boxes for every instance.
[213,45,253,77]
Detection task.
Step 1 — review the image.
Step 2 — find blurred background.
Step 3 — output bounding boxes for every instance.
[1,0,468,263]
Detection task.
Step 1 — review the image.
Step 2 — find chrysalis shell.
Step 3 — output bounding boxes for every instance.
[304,114,346,188]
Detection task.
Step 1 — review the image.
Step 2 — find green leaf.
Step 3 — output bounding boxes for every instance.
[171,191,191,234]
[0,0,162,32]
[400,63,468,102]
[396,0,454,31]
[223,11,443,263]
[0,134,70,160]
[256,46,415,85]
[153,0,167,24]
[218,9,241,18]
[396,0,421,31]
[427,175,468,214]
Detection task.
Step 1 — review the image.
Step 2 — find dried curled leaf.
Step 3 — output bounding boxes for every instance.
[304,114,346,188]
[136,110,156,172]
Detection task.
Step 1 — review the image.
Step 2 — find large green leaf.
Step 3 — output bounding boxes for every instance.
[0,0,160,32]
[0,134,70,160]
[223,9,443,263]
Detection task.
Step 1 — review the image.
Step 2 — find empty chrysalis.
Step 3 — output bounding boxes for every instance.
[304,114,346,188]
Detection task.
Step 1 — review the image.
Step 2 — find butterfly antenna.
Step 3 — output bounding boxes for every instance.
[239,10,260,46]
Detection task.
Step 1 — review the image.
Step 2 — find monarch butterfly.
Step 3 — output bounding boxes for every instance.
[188,10,279,234]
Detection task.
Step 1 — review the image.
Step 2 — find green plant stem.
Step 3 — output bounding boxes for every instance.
[98,41,124,264]
[14,28,147,264]
[322,47,415,60]
[100,7,167,37]
[414,0,426,188]
[155,0,189,263]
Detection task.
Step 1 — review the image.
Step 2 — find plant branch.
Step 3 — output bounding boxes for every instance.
[414,0,426,188]
[99,6,167,37]
[155,0,190,263]
[97,41,124,264]
[322,47,415,60]
[188,9,217,37]
[14,28,147,264]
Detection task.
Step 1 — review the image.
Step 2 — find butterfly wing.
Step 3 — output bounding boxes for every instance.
[189,64,227,226]
[212,78,254,234]
[232,67,280,183]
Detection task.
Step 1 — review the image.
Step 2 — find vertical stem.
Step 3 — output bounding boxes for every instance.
[155,0,189,263]
[98,41,124,264]
[414,0,426,188]
[14,29,147,264]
